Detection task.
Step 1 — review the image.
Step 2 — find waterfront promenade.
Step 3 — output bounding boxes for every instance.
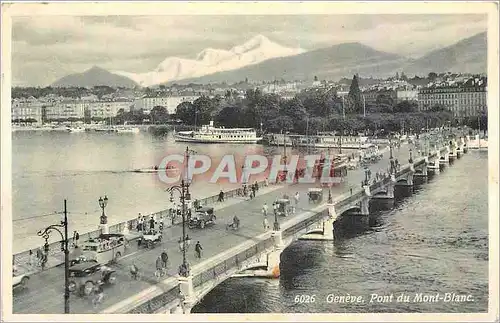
[12,141,424,314]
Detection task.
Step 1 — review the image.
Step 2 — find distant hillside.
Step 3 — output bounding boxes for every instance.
[52,66,137,88]
[402,32,487,76]
[167,42,408,84]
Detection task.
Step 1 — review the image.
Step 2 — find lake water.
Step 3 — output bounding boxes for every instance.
[12,130,343,253]
[192,151,489,313]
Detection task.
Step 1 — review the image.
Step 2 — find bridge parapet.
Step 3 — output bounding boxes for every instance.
[191,236,275,292]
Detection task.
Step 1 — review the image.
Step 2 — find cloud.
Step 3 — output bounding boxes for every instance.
[11,14,487,86]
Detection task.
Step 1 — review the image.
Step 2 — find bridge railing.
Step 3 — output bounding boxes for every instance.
[282,208,328,237]
[191,235,275,290]
[127,283,181,314]
[335,189,365,210]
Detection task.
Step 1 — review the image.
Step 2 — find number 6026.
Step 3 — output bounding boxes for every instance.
[294,295,316,303]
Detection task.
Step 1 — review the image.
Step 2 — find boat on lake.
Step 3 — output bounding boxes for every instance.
[173,121,261,144]
[267,133,373,149]
[132,165,179,174]
[114,126,140,134]
[67,126,86,133]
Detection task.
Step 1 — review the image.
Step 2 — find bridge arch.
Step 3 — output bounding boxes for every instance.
[397,179,408,184]
[340,206,361,216]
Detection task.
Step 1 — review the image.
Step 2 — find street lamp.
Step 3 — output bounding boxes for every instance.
[98,195,108,225]
[273,203,280,231]
[364,168,369,186]
[37,200,70,314]
[166,146,195,277]
[167,180,191,277]
[282,129,290,175]
[389,133,395,174]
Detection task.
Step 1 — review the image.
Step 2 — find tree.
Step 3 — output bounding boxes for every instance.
[150,106,169,124]
[314,75,318,82]
[375,93,395,107]
[428,72,438,82]
[429,104,447,112]
[267,116,294,132]
[280,97,307,132]
[394,100,417,113]
[192,96,218,124]
[347,75,363,114]
[216,104,245,128]
[175,101,195,124]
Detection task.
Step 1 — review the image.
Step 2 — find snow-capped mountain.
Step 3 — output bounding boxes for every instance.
[113,35,306,86]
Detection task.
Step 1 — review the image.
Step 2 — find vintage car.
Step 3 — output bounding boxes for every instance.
[308,188,323,203]
[12,268,29,290]
[139,230,162,249]
[71,233,126,265]
[275,199,293,217]
[68,260,116,297]
[189,206,216,229]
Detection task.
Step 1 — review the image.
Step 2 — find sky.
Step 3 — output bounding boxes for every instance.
[11,14,487,87]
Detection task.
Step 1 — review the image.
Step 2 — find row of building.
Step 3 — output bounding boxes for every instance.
[11,76,488,124]
[11,95,200,124]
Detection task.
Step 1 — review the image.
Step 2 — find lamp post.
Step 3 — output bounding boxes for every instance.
[389,133,395,174]
[364,168,369,186]
[167,180,191,277]
[282,129,289,175]
[98,195,108,225]
[273,203,280,231]
[37,199,70,313]
[166,146,195,277]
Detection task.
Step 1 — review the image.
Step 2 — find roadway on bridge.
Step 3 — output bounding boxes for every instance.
[13,143,419,314]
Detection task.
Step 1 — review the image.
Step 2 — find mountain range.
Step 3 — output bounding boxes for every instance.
[51,32,487,88]
[113,35,305,87]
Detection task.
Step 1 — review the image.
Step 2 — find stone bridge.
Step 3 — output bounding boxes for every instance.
[101,137,466,315]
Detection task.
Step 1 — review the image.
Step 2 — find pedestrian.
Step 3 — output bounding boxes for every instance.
[350,188,353,195]
[262,203,268,217]
[149,217,155,230]
[263,217,269,231]
[264,177,269,187]
[130,263,139,280]
[73,231,80,247]
[273,202,278,216]
[195,241,203,259]
[137,214,143,231]
[36,248,42,266]
[40,253,47,271]
[28,249,36,267]
[251,184,257,198]
[218,190,224,202]
[161,250,169,274]
[294,192,300,206]
[254,181,259,191]
[155,256,163,277]
[92,283,105,307]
